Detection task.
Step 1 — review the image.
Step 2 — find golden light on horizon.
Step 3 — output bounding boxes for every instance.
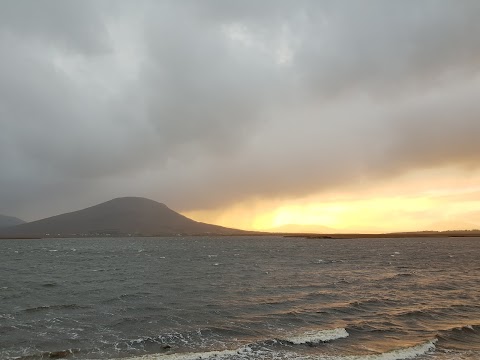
[184,195,435,233]
[183,167,480,233]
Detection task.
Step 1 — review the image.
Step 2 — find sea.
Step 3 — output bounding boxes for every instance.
[1,236,479,360]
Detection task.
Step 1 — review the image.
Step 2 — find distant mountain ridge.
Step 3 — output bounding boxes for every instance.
[0,215,25,228]
[0,197,246,238]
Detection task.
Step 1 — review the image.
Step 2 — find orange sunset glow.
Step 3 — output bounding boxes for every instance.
[184,166,480,233]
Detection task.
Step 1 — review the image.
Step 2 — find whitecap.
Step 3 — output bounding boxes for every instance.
[285,327,349,344]
[337,339,437,360]
[114,344,282,360]
[125,347,246,360]
[112,337,436,360]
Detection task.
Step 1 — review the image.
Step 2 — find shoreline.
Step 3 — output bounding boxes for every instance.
[1,230,480,240]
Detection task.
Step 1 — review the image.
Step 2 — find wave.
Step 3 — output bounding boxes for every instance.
[105,327,349,359]
[121,338,437,360]
[313,298,398,316]
[374,272,418,282]
[390,303,480,321]
[437,324,480,351]
[40,282,58,288]
[113,329,221,352]
[283,327,349,344]
[22,304,91,313]
[12,348,80,360]
[113,327,349,352]
[346,298,398,310]
[110,325,267,356]
[122,346,257,360]
[339,339,437,360]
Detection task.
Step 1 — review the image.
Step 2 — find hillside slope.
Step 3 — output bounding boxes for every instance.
[0,197,245,237]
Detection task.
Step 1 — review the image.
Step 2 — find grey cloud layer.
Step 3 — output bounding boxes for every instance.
[1,0,480,220]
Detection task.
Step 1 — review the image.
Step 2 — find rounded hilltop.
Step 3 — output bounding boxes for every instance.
[0,197,246,238]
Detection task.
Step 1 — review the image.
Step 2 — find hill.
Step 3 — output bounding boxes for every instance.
[0,197,246,238]
[0,215,25,228]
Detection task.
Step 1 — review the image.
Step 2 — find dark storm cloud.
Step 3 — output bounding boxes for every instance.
[0,0,110,53]
[294,1,480,96]
[1,0,480,219]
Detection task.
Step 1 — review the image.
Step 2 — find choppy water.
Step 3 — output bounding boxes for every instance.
[1,236,479,360]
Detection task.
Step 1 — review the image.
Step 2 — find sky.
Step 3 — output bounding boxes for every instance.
[1,0,480,232]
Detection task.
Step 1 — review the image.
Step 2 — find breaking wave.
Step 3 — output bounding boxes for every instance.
[122,338,437,360]
[283,327,349,344]
[340,339,437,360]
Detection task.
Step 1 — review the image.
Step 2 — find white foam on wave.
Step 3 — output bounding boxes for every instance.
[113,334,435,360]
[117,328,348,360]
[335,339,437,360]
[286,328,349,344]
[113,345,260,360]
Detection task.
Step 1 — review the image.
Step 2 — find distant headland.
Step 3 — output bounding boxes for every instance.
[0,197,251,238]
